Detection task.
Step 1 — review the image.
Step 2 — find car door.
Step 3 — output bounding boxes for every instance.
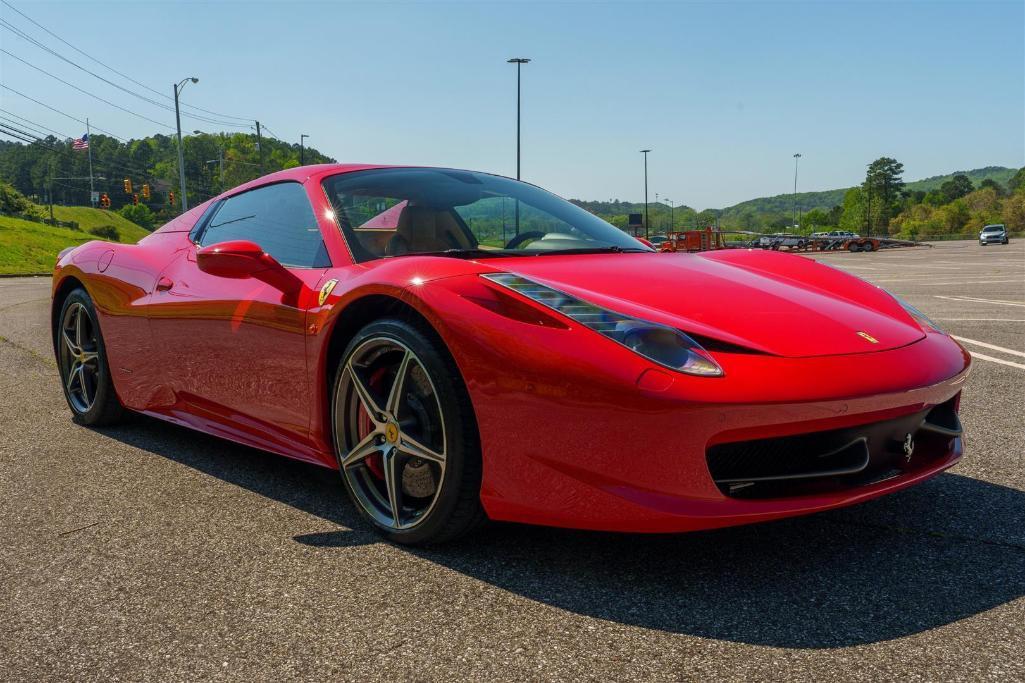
[147,181,331,448]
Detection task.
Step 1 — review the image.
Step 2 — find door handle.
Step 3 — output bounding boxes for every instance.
[156,276,174,292]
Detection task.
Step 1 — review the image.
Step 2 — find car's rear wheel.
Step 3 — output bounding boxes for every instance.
[55,288,125,426]
[331,319,485,545]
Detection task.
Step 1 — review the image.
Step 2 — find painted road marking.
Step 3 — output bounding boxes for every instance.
[874,278,1022,285]
[935,295,1025,308]
[965,351,1025,371]
[951,336,1025,359]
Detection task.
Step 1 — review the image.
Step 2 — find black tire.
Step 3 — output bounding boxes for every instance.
[331,318,486,545]
[55,287,125,426]
[847,242,859,252]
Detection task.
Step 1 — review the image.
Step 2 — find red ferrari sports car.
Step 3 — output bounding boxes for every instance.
[51,164,969,544]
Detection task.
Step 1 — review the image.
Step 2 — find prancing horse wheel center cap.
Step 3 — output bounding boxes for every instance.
[385,422,399,444]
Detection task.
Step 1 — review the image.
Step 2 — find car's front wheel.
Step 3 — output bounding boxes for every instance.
[331,318,485,545]
[55,288,125,426]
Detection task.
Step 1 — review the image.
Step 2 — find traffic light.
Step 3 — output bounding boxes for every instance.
[141,184,151,200]
[123,178,133,194]
[132,193,139,206]
[168,191,175,206]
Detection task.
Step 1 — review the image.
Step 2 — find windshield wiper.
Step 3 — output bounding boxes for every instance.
[531,246,652,256]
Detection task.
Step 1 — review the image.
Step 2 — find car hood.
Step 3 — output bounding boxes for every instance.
[472,250,925,358]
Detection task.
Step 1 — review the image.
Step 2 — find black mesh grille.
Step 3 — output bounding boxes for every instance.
[707,396,961,499]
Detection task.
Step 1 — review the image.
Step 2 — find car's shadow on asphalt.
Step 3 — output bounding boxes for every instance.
[101,416,1025,649]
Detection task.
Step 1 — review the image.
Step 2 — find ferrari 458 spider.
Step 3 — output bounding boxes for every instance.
[51,165,970,544]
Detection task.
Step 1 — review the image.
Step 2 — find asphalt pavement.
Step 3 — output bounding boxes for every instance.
[1,240,1023,681]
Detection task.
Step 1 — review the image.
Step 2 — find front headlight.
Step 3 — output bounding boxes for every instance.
[890,292,943,333]
[481,273,723,376]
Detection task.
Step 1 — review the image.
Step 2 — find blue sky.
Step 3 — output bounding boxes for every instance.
[1,0,1022,209]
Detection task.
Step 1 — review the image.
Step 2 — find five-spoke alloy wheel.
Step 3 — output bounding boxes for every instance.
[55,288,124,425]
[332,319,484,544]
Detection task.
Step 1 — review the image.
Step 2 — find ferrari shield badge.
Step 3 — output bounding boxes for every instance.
[319,279,338,307]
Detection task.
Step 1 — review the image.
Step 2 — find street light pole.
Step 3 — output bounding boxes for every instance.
[666,198,674,231]
[300,133,309,166]
[507,58,530,180]
[173,77,198,213]
[792,152,801,233]
[640,149,651,239]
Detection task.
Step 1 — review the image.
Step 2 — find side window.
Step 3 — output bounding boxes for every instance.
[200,182,330,268]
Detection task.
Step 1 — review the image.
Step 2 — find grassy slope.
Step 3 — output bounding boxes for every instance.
[48,206,149,241]
[0,206,147,275]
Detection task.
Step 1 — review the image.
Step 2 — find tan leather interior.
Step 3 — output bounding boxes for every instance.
[387,205,474,255]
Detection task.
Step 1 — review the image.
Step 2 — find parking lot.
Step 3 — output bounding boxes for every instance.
[1,240,1023,681]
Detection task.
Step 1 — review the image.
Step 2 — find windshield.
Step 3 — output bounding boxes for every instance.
[983,225,1004,232]
[321,167,650,262]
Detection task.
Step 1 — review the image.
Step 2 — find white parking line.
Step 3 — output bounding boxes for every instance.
[935,295,1025,308]
[875,279,1022,285]
[951,336,1025,359]
[965,351,1025,371]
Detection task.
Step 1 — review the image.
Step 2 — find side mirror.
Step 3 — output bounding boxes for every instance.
[197,240,301,294]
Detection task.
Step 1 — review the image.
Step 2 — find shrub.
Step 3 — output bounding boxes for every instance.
[0,181,38,215]
[89,225,121,241]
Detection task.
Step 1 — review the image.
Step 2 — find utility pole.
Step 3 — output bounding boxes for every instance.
[300,133,309,166]
[792,153,801,234]
[666,198,674,231]
[174,77,198,213]
[640,149,651,240]
[255,120,264,176]
[85,118,96,207]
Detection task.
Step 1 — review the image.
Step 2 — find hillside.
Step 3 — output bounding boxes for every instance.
[719,166,1018,224]
[0,206,147,275]
[48,206,150,242]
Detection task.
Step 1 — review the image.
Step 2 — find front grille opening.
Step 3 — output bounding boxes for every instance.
[707,403,959,499]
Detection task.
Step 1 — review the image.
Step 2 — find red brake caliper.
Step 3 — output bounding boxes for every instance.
[357,367,389,480]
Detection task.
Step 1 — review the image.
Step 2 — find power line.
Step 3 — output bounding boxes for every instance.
[0,19,251,129]
[0,0,254,124]
[1,49,175,130]
[0,83,128,141]
[0,110,70,138]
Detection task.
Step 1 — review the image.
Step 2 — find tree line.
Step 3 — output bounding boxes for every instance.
[0,132,334,230]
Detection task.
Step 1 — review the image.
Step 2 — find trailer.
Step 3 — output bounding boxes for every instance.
[750,234,927,253]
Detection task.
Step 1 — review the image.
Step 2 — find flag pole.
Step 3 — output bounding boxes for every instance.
[86,118,96,208]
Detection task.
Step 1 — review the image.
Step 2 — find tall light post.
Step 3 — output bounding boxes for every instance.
[666,197,674,232]
[792,152,802,233]
[640,149,651,239]
[300,133,309,165]
[507,58,530,179]
[507,58,530,236]
[173,77,199,212]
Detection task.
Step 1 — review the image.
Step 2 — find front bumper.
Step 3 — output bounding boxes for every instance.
[420,278,971,533]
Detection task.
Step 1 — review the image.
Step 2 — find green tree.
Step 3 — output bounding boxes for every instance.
[1007,167,1025,193]
[939,174,974,203]
[119,204,156,231]
[979,178,1005,196]
[839,187,866,232]
[862,157,904,235]
[800,208,830,230]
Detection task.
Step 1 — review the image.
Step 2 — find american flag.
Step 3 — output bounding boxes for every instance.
[72,134,89,150]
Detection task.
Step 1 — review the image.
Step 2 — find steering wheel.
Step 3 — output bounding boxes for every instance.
[504,231,546,249]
